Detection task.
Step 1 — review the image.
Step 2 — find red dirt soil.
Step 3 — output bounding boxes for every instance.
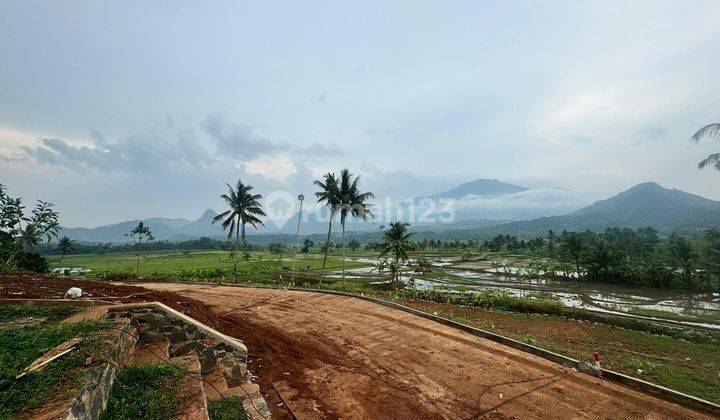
[0,271,214,325]
[0,272,711,419]
[140,282,711,420]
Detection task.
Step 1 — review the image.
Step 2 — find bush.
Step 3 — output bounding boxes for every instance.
[15,253,49,273]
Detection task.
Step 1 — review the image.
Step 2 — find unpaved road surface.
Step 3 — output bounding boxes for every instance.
[138,282,709,419]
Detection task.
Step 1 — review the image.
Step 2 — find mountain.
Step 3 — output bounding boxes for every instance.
[414,179,582,221]
[179,209,224,237]
[59,219,184,243]
[430,179,528,199]
[143,217,192,229]
[262,208,381,235]
[474,182,720,235]
[572,182,718,219]
[59,210,223,243]
[58,181,720,244]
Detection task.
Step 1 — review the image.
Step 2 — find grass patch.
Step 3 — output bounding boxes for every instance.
[0,303,80,323]
[208,396,248,420]
[395,288,718,344]
[628,307,720,324]
[50,250,368,279]
[101,365,185,420]
[620,357,720,403]
[0,319,108,418]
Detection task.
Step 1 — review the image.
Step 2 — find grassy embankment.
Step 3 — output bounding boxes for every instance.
[0,304,109,418]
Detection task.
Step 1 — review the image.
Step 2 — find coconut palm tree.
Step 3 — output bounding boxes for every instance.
[56,236,75,262]
[314,173,340,280]
[669,234,698,289]
[560,233,584,277]
[690,123,720,170]
[213,179,266,283]
[380,222,413,283]
[337,169,374,281]
[587,241,613,283]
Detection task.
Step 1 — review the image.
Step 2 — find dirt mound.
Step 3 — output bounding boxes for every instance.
[0,271,214,325]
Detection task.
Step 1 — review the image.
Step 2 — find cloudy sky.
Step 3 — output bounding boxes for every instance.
[1,0,719,227]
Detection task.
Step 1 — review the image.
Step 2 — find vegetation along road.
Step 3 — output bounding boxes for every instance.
[138,282,710,419]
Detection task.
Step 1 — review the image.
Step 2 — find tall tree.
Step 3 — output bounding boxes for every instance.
[547,230,557,257]
[560,233,584,276]
[126,222,154,275]
[0,185,60,268]
[704,229,720,291]
[213,179,266,283]
[56,236,76,262]
[337,169,374,281]
[314,173,340,281]
[668,234,697,289]
[690,123,720,170]
[379,222,413,283]
[587,241,614,283]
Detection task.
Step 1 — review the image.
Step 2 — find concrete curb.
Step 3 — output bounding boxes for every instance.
[156,280,720,417]
[107,301,249,359]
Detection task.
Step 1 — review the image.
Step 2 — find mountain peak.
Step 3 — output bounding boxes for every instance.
[624,181,663,192]
[573,182,720,219]
[199,209,218,219]
[434,179,528,199]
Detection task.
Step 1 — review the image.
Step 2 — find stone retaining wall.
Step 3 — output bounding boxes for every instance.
[107,302,270,418]
[66,317,138,420]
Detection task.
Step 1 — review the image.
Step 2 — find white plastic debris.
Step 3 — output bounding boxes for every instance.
[65,287,82,299]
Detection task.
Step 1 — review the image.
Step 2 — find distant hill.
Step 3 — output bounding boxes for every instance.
[429,179,528,199]
[59,219,183,243]
[143,217,193,229]
[179,209,224,237]
[59,210,223,243]
[58,181,720,244]
[468,182,720,236]
[415,179,582,221]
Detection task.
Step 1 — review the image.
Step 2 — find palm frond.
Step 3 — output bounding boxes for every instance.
[220,214,235,231]
[226,218,236,239]
[690,123,720,143]
[698,153,720,170]
[212,209,231,224]
[217,178,266,239]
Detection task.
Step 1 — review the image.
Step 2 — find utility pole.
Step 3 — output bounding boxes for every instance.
[290,193,304,285]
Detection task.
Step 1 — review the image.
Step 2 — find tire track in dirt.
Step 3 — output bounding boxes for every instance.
[0,273,708,419]
[138,283,711,419]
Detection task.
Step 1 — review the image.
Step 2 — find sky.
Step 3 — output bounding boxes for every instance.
[1,0,719,227]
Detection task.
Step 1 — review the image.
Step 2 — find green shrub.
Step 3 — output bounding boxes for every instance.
[15,252,49,273]
[208,396,248,420]
[101,365,185,420]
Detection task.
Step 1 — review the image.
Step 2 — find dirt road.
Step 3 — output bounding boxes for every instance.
[138,283,708,419]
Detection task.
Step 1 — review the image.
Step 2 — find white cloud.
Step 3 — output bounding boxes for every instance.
[244,155,298,181]
[442,189,587,220]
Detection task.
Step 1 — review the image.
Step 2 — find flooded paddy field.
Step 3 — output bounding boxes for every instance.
[339,255,720,328]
